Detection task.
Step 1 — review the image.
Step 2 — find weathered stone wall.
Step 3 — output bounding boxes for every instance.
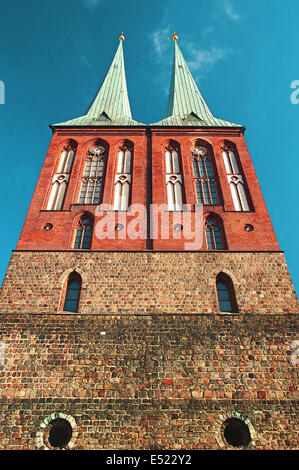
[0,314,297,450]
[0,251,298,314]
[1,399,297,450]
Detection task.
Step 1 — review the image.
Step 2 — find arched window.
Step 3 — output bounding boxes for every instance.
[47,142,77,210]
[113,142,132,211]
[73,214,93,249]
[216,273,238,313]
[192,145,219,205]
[205,216,226,250]
[79,145,106,204]
[165,142,183,211]
[56,143,76,174]
[63,272,82,313]
[221,143,251,211]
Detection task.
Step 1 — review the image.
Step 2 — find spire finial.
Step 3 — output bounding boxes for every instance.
[171,31,179,41]
[119,32,125,41]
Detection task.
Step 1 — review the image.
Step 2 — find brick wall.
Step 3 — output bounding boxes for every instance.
[0,314,297,449]
[16,128,280,252]
[0,251,298,314]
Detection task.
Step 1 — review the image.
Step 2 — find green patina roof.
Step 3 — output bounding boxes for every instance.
[53,40,145,127]
[151,41,243,128]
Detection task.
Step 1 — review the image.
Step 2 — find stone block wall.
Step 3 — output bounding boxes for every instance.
[0,314,297,450]
[0,251,298,314]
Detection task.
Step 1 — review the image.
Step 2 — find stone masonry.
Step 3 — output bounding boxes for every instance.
[0,314,297,450]
[0,251,298,315]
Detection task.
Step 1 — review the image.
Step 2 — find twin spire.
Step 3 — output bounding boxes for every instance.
[54,33,241,128]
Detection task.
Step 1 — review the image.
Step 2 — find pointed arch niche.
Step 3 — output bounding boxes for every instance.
[61,271,82,313]
[113,140,133,211]
[72,212,94,249]
[165,140,184,211]
[47,140,77,210]
[216,272,238,313]
[191,139,220,206]
[79,140,108,205]
[221,141,252,212]
[205,214,227,250]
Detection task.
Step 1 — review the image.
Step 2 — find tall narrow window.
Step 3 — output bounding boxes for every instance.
[73,214,93,249]
[63,273,82,313]
[205,216,226,250]
[113,143,132,211]
[216,273,238,313]
[47,142,77,210]
[221,143,250,211]
[165,143,183,211]
[192,145,219,205]
[80,145,106,204]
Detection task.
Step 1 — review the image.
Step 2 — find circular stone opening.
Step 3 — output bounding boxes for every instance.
[223,418,251,448]
[48,418,72,449]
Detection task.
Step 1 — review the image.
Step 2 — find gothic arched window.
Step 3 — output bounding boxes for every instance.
[192,145,219,205]
[47,142,77,210]
[216,273,238,313]
[63,272,82,313]
[79,145,106,204]
[56,143,76,174]
[205,216,226,250]
[165,142,183,211]
[221,143,251,211]
[73,214,93,249]
[113,142,132,211]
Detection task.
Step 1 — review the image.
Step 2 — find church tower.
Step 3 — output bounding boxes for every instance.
[0,34,298,451]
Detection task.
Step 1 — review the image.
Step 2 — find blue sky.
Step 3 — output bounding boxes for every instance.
[0,0,298,296]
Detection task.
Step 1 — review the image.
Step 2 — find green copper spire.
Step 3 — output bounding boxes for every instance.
[53,35,144,127]
[151,35,242,127]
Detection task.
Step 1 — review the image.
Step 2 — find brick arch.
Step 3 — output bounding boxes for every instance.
[203,211,223,224]
[58,138,78,153]
[218,139,242,170]
[58,269,84,313]
[210,267,239,286]
[70,211,94,249]
[218,138,238,152]
[72,210,94,228]
[191,137,213,149]
[82,137,109,155]
[58,267,86,285]
[114,138,134,150]
[113,138,134,173]
[161,138,181,152]
[204,212,228,250]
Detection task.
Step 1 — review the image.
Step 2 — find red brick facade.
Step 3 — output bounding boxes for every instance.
[16,127,279,252]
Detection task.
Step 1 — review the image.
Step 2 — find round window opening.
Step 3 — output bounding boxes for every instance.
[48,418,73,449]
[223,418,251,448]
[244,224,254,232]
[173,223,183,232]
[43,223,53,231]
